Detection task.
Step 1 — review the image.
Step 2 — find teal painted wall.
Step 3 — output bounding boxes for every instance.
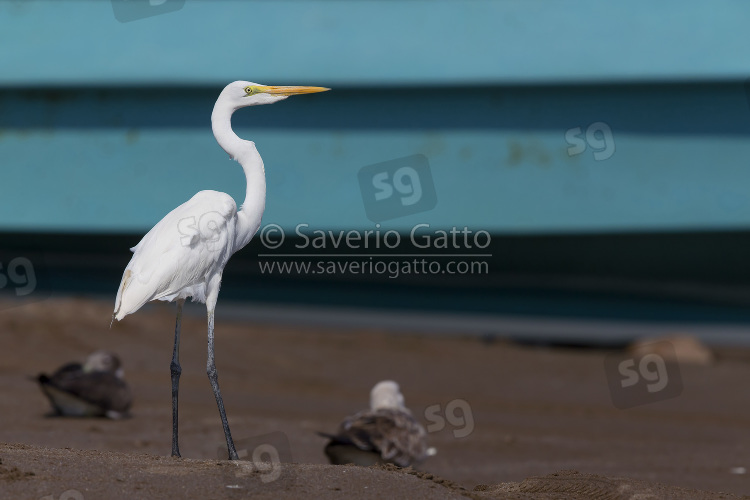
[3,1,750,85]
[1,1,750,234]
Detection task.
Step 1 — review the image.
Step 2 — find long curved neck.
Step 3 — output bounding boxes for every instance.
[211,102,266,251]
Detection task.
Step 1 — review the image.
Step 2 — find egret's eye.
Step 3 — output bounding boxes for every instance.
[244,86,255,95]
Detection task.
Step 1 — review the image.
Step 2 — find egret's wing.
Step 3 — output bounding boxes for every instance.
[332,408,431,467]
[113,190,237,320]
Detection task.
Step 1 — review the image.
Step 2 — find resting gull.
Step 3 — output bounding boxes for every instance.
[36,350,132,419]
[319,380,436,467]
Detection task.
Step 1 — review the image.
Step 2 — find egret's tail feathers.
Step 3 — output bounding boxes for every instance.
[112,270,133,324]
[113,268,160,323]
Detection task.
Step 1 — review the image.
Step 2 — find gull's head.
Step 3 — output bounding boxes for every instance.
[370,380,406,410]
[220,80,329,109]
[83,350,123,377]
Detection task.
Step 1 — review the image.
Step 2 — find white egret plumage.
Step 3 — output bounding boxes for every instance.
[112,81,329,459]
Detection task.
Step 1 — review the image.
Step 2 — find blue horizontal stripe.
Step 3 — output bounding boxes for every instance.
[1,1,749,86]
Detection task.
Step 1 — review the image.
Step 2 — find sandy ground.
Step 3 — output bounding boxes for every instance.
[1,296,749,499]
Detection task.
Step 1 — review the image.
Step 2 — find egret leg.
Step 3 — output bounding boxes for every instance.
[170,298,185,458]
[207,309,239,460]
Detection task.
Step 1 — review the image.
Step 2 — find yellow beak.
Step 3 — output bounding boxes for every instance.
[258,85,330,96]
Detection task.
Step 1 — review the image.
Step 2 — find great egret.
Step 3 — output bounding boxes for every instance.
[319,380,436,467]
[112,81,329,459]
[36,351,132,419]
